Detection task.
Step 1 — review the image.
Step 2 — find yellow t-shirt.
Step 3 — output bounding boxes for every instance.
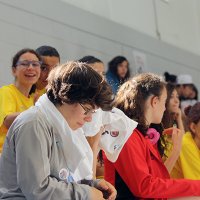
[170,132,200,179]
[0,84,34,152]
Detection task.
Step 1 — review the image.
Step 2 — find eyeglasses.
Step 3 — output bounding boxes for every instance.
[16,60,42,68]
[79,103,97,115]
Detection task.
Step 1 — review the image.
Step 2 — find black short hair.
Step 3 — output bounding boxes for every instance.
[36,45,60,60]
[78,56,102,64]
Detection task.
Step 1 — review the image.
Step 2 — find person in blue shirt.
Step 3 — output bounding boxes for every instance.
[106,56,130,94]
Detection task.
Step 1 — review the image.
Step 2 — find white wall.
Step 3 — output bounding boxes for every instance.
[0,0,200,93]
[61,0,200,55]
[156,0,200,55]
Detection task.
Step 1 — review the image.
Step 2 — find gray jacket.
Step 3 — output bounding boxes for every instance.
[0,106,96,200]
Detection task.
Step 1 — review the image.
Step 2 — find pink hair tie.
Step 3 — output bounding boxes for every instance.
[146,128,160,145]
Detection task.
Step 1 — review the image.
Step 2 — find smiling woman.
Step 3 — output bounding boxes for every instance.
[0,48,41,153]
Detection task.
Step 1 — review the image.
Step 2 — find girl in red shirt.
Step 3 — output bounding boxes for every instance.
[104,73,200,200]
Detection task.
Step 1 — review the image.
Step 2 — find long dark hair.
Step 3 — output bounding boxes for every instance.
[115,73,166,156]
[162,83,179,129]
[108,56,130,81]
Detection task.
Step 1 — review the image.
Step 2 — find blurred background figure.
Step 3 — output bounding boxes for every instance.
[171,102,200,179]
[162,83,184,132]
[176,74,194,102]
[79,55,105,77]
[161,83,184,173]
[181,84,198,113]
[176,74,198,131]
[164,72,177,84]
[106,56,130,94]
[35,45,60,97]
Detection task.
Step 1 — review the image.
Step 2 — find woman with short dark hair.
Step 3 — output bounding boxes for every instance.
[0,61,116,200]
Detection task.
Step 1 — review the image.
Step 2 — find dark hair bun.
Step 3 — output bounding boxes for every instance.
[164,72,177,83]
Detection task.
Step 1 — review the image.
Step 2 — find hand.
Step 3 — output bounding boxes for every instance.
[173,108,182,122]
[87,126,104,150]
[87,127,105,178]
[163,127,184,173]
[96,179,117,200]
[171,127,183,153]
[90,187,105,200]
[163,127,173,135]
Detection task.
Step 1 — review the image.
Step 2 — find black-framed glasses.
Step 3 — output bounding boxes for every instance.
[16,60,42,68]
[79,103,97,115]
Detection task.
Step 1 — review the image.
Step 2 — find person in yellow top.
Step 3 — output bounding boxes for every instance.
[171,102,200,179]
[34,46,60,99]
[0,48,41,152]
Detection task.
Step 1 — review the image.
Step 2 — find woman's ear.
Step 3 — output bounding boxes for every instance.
[12,67,16,73]
[12,67,16,75]
[150,96,159,108]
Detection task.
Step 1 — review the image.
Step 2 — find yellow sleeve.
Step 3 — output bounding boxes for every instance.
[178,138,200,179]
[170,158,184,179]
[0,87,16,127]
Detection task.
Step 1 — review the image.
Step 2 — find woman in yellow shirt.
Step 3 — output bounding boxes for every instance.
[0,48,41,152]
[171,102,200,179]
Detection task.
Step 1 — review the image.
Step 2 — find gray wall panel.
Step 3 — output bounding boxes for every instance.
[0,0,199,91]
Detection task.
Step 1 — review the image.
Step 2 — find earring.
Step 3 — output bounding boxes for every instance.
[146,128,160,145]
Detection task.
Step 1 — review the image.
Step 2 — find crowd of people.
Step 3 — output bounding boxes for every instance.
[0,46,200,200]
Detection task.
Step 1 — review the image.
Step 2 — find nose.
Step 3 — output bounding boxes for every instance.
[27,63,35,69]
[84,115,92,122]
[175,97,179,104]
